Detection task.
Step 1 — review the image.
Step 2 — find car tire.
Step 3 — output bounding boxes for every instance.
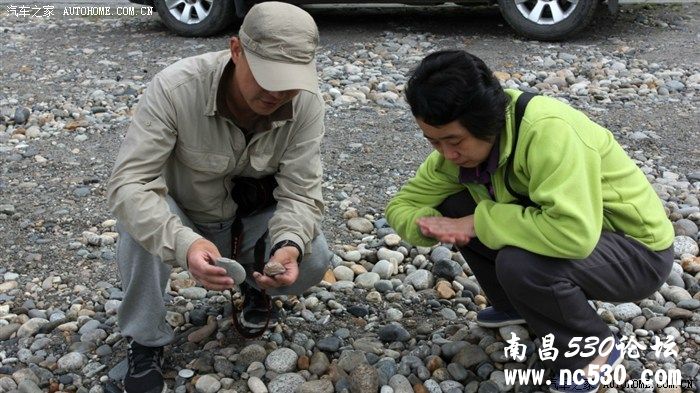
[155,0,238,37]
[497,0,598,41]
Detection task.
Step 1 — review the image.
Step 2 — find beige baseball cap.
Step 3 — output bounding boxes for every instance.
[239,2,319,93]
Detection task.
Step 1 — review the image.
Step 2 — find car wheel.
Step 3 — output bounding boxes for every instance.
[497,0,598,41]
[155,0,238,37]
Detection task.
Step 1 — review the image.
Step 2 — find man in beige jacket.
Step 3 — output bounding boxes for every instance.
[107,3,331,392]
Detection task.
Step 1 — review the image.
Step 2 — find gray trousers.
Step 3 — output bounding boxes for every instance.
[438,190,673,371]
[116,195,332,347]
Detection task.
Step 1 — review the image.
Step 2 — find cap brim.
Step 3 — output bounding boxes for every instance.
[243,46,318,93]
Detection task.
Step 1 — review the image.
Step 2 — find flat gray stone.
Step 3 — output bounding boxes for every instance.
[215,257,246,285]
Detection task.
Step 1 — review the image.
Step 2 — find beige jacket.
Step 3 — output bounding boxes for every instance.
[107,50,325,269]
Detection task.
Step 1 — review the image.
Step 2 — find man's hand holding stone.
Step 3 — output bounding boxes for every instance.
[253,246,300,289]
[187,238,234,291]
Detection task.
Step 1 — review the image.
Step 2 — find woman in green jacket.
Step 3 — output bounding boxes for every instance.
[386,50,674,393]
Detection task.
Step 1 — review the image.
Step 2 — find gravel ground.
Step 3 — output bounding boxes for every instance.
[0,3,699,393]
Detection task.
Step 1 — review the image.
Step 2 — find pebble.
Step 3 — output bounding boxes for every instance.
[373,259,394,279]
[378,323,411,342]
[499,325,530,341]
[195,374,220,393]
[644,316,671,331]
[433,259,463,280]
[298,379,333,393]
[430,246,452,263]
[674,219,699,237]
[267,373,305,393]
[404,269,434,290]
[333,265,355,281]
[355,272,381,289]
[453,344,490,369]
[660,285,692,303]
[384,234,402,247]
[247,376,267,393]
[350,363,379,393]
[13,107,30,124]
[179,287,208,300]
[17,318,49,338]
[613,302,643,321]
[674,236,699,257]
[265,348,298,373]
[317,336,342,352]
[57,352,86,371]
[347,217,374,233]
[18,379,42,393]
[390,374,414,393]
[377,247,405,264]
[237,344,267,367]
[309,351,330,375]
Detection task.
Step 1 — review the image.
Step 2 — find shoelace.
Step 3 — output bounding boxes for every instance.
[128,344,163,375]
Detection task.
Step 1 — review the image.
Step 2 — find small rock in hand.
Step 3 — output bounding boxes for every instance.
[264,261,286,277]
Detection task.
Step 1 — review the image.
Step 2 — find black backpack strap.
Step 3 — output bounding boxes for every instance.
[504,92,538,208]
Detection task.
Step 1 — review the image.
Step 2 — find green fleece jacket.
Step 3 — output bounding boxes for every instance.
[386,89,674,259]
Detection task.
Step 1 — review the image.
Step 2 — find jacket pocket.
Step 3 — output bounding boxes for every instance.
[176,145,230,173]
[249,143,279,173]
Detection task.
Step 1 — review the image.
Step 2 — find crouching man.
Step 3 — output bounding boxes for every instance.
[107,3,332,392]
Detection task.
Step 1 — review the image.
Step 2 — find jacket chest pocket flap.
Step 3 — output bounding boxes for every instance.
[176,145,230,174]
[249,143,279,173]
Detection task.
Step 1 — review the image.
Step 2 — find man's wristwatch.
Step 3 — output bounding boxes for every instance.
[270,240,302,263]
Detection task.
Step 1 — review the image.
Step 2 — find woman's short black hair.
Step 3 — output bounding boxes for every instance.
[405,50,509,141]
